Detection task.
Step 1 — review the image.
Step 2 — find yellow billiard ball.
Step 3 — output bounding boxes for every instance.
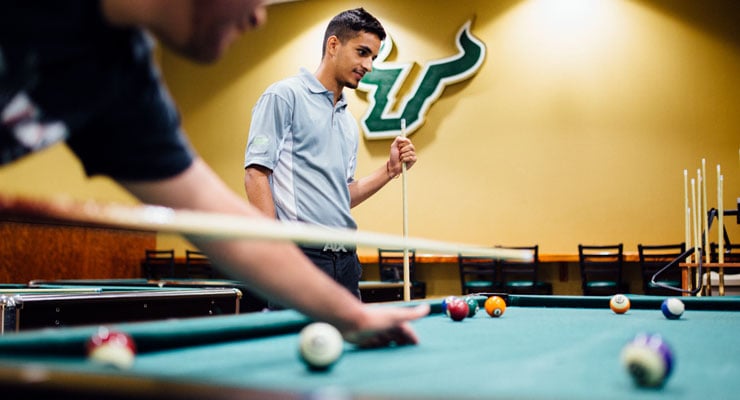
[484,296,506,317]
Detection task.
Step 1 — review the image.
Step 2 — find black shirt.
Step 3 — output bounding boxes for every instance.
[0,0,194,181]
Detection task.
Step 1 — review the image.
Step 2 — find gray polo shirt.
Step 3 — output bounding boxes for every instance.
[244,68,358,229]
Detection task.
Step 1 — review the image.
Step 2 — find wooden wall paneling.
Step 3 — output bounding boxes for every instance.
[0,218,155,283]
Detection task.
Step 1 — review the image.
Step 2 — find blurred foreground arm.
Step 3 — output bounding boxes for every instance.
[123,159,429,347]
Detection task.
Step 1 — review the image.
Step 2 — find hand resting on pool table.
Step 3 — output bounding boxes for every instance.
[123,161,430,348]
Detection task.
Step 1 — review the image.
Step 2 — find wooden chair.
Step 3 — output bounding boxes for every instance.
[497,245,552,295]
[578,244,627,296]
[458,253,499,295]
[377,248,425,298]
[637,243,685,295]
[185,250,216,279]
[142,249,175,279]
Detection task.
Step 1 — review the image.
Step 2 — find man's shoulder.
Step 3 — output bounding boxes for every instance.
[264,73,305,96]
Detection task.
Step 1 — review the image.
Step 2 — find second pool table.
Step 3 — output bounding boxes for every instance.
[0,295,738,399]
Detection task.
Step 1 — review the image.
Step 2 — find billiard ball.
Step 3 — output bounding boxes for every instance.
[441,295,457,315]
[610,294,631,314]
[446,297,469,321]
[661,298,684,320]
[298,322,343,370]
[464,296,479,317]
[484,296,506,318]
[86,327,136,369]
[621,333,674,388]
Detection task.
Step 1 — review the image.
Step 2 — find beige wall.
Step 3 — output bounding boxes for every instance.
[1,0,738,258]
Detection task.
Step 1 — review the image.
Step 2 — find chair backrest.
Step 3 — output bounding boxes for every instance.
[185,249,214,279]
[145,249,175,264]
[497,245,539,284]
[378,248,416,281]
[578,244,623,285]
[710,242,740,263]
[185,250,209,266]
[458,254,498,294]
[637,243,685,290]
[143,249,175,279]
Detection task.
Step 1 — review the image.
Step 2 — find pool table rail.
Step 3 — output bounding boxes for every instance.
[1,288,243,335]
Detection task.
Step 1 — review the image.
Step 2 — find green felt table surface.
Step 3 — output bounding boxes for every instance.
[0,295,739,400]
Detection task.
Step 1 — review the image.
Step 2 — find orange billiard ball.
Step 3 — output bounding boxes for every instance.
[484,296,506,318]
[610,294,631,314]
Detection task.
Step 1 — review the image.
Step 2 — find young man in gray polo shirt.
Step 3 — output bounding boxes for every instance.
[244,8,417,303]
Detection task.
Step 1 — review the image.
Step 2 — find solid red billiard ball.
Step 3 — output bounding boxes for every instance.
[86,327,136,369]
[484,296,506,317]
[446,297,469,321]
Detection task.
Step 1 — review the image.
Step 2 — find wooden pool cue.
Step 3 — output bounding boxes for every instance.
[0,194,533,262]
[702,159,710,264]
[718,168,724,295]
[401,118,411,301]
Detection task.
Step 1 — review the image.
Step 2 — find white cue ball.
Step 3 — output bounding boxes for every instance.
[298,322,343,370]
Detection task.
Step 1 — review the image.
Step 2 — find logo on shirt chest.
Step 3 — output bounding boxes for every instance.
[357,20,486,140]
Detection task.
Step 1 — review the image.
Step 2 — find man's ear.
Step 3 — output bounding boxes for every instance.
[325,35,340,57]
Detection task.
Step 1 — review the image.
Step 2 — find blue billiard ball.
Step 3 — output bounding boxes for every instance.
[441,296,457,316]
[661,298,685,320]
[621,333,674,388]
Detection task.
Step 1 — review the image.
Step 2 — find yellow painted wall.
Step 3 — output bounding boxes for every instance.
[160,0,740,255]
[1,0,738,258]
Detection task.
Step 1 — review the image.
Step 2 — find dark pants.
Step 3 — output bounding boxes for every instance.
[268,246,362,310]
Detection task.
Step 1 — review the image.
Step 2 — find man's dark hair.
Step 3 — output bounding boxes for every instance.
[322,8,386,57]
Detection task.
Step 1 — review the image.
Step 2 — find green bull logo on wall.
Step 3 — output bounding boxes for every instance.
[358,20,486,139]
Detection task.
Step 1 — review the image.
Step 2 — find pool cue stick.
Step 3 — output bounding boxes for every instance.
[698,168,711,295]
[684,170,691,264]
[718,170,724,295]
[682,168,692,290]
[401,118,411,302]
[0,194,533,262]
[702,159,710,264]
[691,178,700,294]
[718,166,724,264]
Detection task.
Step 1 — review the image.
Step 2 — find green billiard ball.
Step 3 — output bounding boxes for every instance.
[465,296,478,317]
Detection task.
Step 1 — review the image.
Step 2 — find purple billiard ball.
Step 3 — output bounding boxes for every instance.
[621,333,674,388]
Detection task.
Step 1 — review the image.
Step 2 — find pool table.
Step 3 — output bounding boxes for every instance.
[0,295,738,399]
[29,278,407,306]
[1,284,241,334]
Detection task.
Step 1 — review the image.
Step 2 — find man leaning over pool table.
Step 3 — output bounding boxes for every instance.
[0,0,429,348]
